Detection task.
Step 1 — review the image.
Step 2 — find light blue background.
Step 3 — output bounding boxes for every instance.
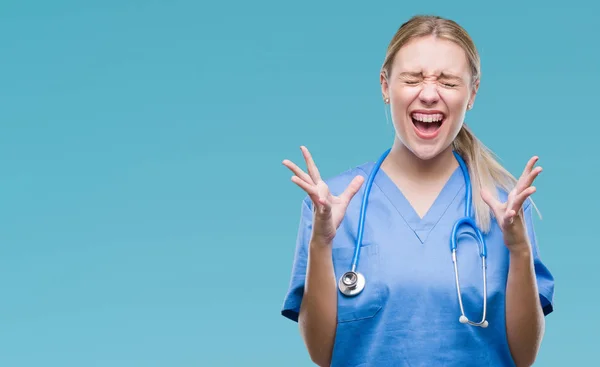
[0,1,596,366]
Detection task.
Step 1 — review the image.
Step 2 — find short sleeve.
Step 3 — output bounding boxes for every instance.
[281,198,313,323]
[523,201,555,316]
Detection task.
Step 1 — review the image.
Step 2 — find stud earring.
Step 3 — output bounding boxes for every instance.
[384,97,390,104]
[467,103,472,110]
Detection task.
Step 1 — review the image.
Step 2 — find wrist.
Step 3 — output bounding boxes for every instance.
[310,237,333,249]
[508,245,532,259]
[308,238,334,263]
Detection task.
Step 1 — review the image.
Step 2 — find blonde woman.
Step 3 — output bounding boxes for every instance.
[281,15,554,367]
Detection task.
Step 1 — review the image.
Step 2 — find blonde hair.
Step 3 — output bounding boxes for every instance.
[381,15,537,233]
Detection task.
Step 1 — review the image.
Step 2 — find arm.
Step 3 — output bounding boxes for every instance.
[505,248,545,367]
[298,238,338,367]
[281,146,365,366]
[481,157,555,367]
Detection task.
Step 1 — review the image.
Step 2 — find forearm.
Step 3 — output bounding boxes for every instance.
[298,239,338,367]
[505,248,545,367]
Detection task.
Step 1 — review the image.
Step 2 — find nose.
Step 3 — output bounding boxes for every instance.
[418,82,440,106]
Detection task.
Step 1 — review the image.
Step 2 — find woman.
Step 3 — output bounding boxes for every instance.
[280,15,554,367]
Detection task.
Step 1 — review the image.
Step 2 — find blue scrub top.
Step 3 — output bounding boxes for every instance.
[281,159,555,367]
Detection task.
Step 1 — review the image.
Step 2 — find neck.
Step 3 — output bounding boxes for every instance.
[382,139,458,182]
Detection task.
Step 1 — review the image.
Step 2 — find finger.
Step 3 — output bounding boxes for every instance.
[520,156,539,178]
[528,166,543,185]
[291,176,318,198]
[510,186,537,212]
[515,157,541,193]
[504,209,517,225]
[314,182,333,214]
[517,166,542,193]
[282,159,313,184]
[300,146,322,183]
[481,188,501,211]
[506,189,516,214]
[293,179,330,210]
[339,175,365,203]
[481,188,505,221]
[316,181,331,204]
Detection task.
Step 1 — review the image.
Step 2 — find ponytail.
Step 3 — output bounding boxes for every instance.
[452,124,539,233]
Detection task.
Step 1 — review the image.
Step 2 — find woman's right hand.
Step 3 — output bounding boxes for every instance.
[283,146,365,245]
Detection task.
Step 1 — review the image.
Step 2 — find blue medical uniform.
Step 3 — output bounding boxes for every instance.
[281,159,555,367]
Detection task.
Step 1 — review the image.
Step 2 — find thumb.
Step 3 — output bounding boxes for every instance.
[340,175,365,203]
[480,188,501,218]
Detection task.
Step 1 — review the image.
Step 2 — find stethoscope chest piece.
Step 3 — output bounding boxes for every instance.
[334,148,491,328]
[338,271,365,296]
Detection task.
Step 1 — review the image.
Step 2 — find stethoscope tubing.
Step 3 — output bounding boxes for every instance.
[341,148,490,327]
[350,148,391,272]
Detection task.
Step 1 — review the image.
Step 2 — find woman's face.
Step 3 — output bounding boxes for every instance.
[381,35,478,161]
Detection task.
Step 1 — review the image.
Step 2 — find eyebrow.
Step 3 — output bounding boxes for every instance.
[439,72,462,81]
[398,71,463,81]
[398,72,422,78]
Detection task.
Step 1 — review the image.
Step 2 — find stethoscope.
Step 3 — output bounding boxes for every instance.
[338,148,489,328]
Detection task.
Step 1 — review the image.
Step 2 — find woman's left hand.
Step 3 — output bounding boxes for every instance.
[481,156,542,254]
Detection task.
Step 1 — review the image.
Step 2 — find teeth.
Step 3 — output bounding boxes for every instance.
[411,113,444,123]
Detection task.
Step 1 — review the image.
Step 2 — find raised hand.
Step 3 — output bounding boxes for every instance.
[283,146,365,245]
[481,156,542,253]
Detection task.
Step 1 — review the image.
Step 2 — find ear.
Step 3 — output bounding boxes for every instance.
[468,79,480,109]
[380,71,389,101]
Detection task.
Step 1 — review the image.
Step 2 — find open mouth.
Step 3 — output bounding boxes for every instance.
[410,111,445,138]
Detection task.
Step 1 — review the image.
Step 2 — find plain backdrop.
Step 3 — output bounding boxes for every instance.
[0,0,597,366]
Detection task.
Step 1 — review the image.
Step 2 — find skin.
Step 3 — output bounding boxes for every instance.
[482,158,545,367]
[282,35,544,367]
[282,146,362,367]
[379,35,479,217]
[380,35,477,167]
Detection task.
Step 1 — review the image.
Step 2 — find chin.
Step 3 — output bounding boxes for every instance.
[395,128,449,161]
[407,144,446,161]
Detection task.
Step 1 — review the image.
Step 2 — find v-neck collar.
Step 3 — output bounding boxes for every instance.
[366,163,465,244]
